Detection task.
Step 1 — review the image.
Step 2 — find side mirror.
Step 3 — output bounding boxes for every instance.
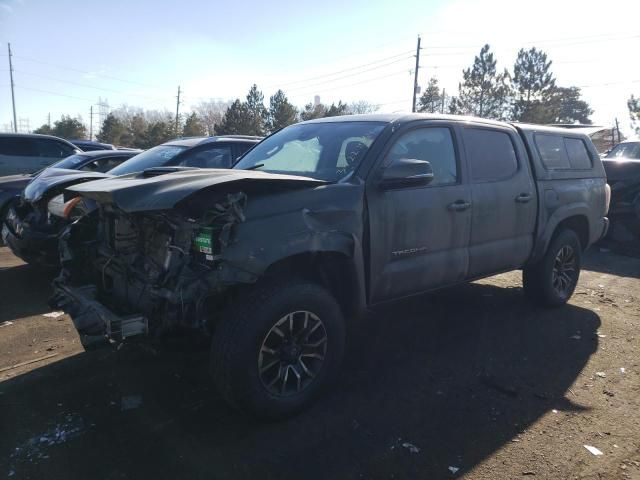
[380,158,434,189]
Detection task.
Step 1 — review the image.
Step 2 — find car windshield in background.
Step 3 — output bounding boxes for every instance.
[108,145,186,175]
[49,154,89,170]
[605,142,640,160]
[233,121,386,181]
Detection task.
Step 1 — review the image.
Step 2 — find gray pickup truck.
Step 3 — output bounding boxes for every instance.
[51,114,609,418]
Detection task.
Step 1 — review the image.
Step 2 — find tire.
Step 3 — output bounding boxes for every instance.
[210,279,346,419]
[523,229,582,308]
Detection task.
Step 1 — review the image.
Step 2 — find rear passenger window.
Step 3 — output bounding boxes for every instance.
[464,128,518,182]
[535,134,593,170]
[564,138,592,169]
[36,139,75,159]
[386,127,457,186]
[535,135,569,169]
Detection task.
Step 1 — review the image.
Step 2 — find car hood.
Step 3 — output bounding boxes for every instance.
[602,158,640,183]
[68,168,326,213]
[22,168,112,203]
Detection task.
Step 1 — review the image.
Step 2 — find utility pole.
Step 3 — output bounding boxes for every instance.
[175,86,181,135]
[441,88,446,114]
[411,35,421,113]
[89,105,93,141]
[615,117,621,144]
[47,112,51,129]
[8,43,17,133]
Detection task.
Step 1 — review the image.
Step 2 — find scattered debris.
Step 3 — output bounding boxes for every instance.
[584,445,603,456]
[42,311,65,318]
[522,471,536,476]
[603,389,615,397]
[597,334,607,338]
[595,372,606,378]
[9,413,85,470]
[0,321,13,328]
[402,442,420,454]
[620,368,626,374]
[0,353,58,373]
[448,466,460,474]
[570,334,581,340]
[552,409,559,414]
[121,395,143,411]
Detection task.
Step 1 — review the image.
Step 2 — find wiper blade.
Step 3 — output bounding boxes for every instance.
[243,163,265,171]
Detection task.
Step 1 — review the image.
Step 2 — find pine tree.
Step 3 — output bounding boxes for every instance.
[548,87,593,124]
[629,95,640,135]
[244,84,269,135]
[33,124,53,135]
[511,47,556,122]
[451,44,510,120]
[215,100,251,135]
[183,112,206,136]
[96,113,127,145]
[51,115,87,139]
[418,77,442,113]
[267,90,298,132]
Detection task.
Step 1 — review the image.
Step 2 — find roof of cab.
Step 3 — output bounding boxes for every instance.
[299,113,516,129]
[164,135,263,148]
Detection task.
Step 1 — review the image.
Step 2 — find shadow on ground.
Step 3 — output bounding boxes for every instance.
[0,263,55,322]
[583,248,640,279]
[0,282,600,479]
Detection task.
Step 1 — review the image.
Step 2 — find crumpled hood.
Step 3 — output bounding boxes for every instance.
[68,168,326,213]
[23,168,112,203]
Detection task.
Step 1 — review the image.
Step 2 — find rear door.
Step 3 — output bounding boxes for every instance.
[462,125,536,278]
[366,122,471,303]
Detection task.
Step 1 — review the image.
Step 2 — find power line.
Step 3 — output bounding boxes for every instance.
[13,69,168,101]
[282,56,413,93]
[12,54,157,89]
[12,84,94,102]
[288,69,412,99]
[263,50,414,89]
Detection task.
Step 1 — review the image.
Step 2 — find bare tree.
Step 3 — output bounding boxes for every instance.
[347,100,380,114]
[194,100,232,136]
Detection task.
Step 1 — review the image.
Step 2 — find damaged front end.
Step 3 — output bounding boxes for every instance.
[51,191,250,347]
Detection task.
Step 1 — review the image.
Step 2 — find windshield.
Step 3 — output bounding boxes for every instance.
[233,121,386,181]
[605,142,640,160]
[48,154,90,170]
[108,145,187,175]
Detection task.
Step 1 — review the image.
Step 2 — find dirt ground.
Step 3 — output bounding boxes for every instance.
[0,245,639,480]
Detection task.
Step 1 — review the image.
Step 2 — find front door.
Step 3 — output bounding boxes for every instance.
[366,124,471,303]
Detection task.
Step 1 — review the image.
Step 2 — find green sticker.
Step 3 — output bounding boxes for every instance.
[194,227,213,255]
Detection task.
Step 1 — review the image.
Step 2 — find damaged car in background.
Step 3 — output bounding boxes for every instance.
[601,140,640,240]
[51,115,609,418]
[2,135,260,266]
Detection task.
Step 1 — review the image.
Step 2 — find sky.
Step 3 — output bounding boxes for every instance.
[0,0,639,135]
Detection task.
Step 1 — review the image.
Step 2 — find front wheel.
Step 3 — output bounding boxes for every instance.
[210,280,346,419]
[523,229,582,307]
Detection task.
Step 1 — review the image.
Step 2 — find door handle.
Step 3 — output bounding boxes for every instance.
[448,200,471,212]
[515,193,532,203]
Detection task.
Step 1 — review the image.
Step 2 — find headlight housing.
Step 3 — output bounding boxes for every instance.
[47,195,83,220]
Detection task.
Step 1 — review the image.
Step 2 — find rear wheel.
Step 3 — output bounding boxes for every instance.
[210,280,345,419]
[523,229,582,307]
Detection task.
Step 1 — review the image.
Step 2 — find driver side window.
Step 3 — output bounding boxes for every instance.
[387,127,457,186]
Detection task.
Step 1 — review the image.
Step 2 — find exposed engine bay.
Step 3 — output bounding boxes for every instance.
[52,192,248,343]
